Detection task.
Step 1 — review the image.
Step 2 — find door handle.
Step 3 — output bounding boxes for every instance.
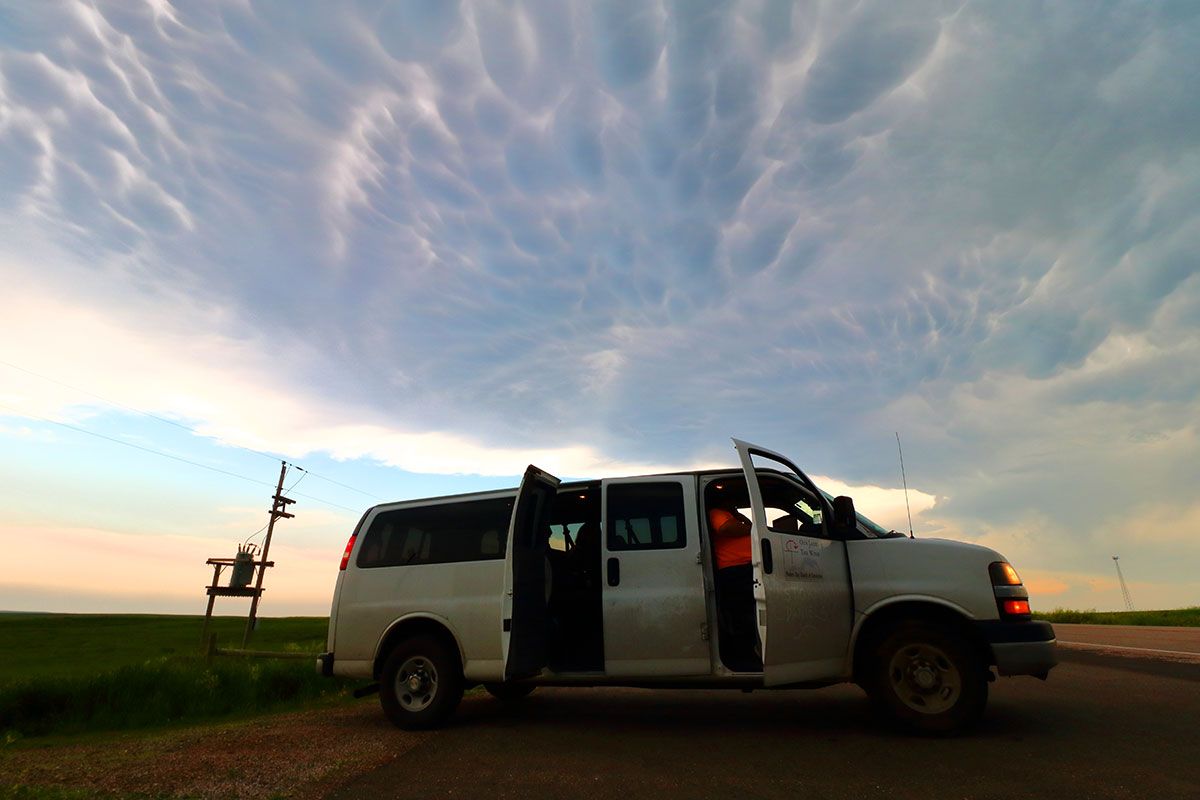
[761,539,773,575]
[607,557,620,586]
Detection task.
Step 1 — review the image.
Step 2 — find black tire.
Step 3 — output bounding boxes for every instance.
[867,619,988,735]
[483,682,537,701]
[379,634,464,730]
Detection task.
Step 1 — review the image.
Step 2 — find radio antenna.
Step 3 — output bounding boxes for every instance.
[1112,556,1134,611]
[896,432,914,538]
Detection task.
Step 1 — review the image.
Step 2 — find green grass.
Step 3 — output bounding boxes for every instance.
[0,613,328,682]
[0,614,353,740]
[1033,607,1200,627]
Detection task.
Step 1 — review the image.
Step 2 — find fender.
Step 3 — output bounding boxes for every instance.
[374,611,466,676]
[846,593,980,674]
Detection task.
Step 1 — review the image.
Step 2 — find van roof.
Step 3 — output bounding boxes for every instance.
[363,467,751,513]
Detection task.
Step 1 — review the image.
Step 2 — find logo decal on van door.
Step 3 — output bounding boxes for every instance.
[782,537,823,580]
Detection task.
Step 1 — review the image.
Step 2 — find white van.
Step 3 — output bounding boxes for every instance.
[319,439,1055,734]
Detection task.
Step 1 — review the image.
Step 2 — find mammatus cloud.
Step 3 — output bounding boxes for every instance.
[1,274,931,514]
[1,1,1198,610]
[0,279,688,479]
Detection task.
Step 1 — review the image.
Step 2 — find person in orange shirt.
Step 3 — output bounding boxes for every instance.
[709,506,752,570]
[708,500,761,671]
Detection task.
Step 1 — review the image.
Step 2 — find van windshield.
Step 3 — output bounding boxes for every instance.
[818,490,894,538]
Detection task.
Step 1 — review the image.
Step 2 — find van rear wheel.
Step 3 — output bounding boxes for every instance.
[380,635,463,730]
[869,619,987,735]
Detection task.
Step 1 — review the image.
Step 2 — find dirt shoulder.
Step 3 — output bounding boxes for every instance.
[0,700,419,799]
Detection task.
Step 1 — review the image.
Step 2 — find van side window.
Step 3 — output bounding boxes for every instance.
[756,475,830,540]
[356,497,514,568]
[704,475,831,540]
[606,482,686,551]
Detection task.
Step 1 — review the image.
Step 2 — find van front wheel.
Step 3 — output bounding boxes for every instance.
[869,620,987,735]
[380,635,463,730]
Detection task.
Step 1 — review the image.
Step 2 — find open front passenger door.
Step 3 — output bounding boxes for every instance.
[733,439,854,686]
[502,464,561,681]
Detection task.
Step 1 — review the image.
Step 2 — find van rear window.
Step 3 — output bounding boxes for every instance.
[356,497,514,568]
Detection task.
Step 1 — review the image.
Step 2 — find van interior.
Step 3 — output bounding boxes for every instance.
[545,482,604,671]
[703,478,763,672]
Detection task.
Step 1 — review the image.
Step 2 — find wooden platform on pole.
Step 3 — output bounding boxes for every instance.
[198,460,294,650]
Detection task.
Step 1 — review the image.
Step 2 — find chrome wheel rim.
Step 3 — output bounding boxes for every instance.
[395,656,438,712]
[887,642,961,714]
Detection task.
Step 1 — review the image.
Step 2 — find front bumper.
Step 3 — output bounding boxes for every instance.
[316,652,334,677]
[976,620,1057,678]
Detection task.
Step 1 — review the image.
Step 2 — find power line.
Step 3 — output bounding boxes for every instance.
[304,469,383,500]
[287,489,358,513]
[0,358,383,501]
[2,403,269,487]
[242,522,270,547]
[245,465,308,546]
[0,358,284,464]
[0,402,360,513]
[285,467,309,493]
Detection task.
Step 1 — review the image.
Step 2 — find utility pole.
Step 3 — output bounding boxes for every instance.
[1112,556,1134,612]
[243,461,295,646]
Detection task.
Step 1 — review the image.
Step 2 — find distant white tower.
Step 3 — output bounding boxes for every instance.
[1112,556,1134,612]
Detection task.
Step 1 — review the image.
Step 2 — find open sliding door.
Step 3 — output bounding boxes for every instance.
[502,465,560,681]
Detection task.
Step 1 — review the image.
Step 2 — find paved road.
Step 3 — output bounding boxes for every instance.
[327,643,1200,800]
[1053,623,1200,659]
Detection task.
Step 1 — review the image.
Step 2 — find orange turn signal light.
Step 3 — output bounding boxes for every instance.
[989,562,1022,585]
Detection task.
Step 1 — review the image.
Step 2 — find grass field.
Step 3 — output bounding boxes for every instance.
[0,613,328,682]
[1032,607,1200,626]
[0,614,352,740]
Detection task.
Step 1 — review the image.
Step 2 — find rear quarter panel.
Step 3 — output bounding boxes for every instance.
[336,558,506,677]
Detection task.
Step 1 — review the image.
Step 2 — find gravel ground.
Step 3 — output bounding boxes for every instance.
[0,701,417,799]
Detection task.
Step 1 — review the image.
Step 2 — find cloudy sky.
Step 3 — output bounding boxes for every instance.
[1,0,1197,616]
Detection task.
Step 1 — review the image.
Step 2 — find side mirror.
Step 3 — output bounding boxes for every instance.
[832,495,857,538]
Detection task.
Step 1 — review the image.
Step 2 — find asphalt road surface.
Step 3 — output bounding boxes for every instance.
[328,631,1200,800]
[1054,623,1200,659]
